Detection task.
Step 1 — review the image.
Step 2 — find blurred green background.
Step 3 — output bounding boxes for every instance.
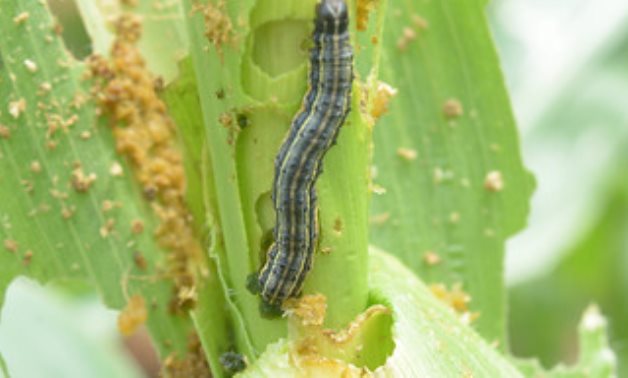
[490,0,628,375]
[1,0,627,376]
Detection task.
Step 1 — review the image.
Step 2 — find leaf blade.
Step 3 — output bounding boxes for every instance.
[0,0,192,356]
[370,0,534,343]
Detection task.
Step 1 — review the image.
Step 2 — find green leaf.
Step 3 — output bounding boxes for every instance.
[238,249,524,377]
[0,350,8,378]
[369,249,523,376]
[370,0,534,344]
[0,0,192,356]
[181,0,269,360]
[162,57,233,378]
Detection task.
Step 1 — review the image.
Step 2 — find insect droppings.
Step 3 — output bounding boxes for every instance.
[443,98,463,118]
[484,170,504,192]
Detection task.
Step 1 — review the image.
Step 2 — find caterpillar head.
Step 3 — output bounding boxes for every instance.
[316,0,349,34]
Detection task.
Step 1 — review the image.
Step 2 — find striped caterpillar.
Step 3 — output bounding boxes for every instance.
[256,0,353,307]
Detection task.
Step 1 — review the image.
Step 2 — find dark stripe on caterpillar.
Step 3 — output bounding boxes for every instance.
[257,0,353,306]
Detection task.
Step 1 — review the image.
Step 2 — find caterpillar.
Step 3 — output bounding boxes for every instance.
[257,0,353,307]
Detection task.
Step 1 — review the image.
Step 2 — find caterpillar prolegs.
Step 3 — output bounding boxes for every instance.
[256,0,353,307]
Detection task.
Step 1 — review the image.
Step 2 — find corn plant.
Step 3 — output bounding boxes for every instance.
[0,0,616,377]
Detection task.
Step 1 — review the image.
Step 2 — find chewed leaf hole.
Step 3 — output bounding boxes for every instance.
[47,0,92,59]
[252,20,310,77]
[255,191,275,264]
[286,295,395,371]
